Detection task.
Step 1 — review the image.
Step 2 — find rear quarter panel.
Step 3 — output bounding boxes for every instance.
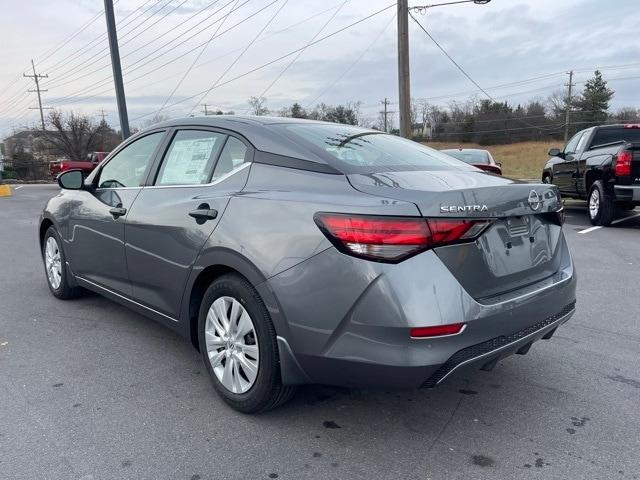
[180,162,421,337]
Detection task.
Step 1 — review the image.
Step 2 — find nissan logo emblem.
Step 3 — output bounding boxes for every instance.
[528,190,542,211]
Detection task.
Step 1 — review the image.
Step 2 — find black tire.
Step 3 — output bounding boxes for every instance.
[198,273,295,413]
[588,180,615,226]
[42,226,82,299]
[617,202,637,211]
[542,173,551,184]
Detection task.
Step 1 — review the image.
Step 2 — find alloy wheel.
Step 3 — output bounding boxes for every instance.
[589,189,600,219]
[205,296,259,394]
[45,237,62,290]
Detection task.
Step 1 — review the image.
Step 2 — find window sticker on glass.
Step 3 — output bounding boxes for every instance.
[157,131,224,185]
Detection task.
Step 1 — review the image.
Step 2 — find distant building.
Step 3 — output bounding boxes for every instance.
[3,130,40,159]
[412,122,433,139]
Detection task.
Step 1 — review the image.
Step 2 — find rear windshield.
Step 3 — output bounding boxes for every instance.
[441,149,490,164]
[591,127,640,147]
[274,123,476,173]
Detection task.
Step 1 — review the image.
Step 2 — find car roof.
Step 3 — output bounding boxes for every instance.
[146,116,359,164]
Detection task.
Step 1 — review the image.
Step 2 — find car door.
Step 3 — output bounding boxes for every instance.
[67,130,166,295]
[573,129,593,196]
[124,128,253,320]
[553,132,583,194]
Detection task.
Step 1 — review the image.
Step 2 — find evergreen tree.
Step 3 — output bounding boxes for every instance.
[573,70,613,129]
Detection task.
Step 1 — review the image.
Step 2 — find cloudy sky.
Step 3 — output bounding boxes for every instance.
[1,0,639,136]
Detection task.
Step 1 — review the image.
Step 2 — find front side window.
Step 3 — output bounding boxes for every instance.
[98,132,164,188]
[155,130,225,186]
[563,132,583,155]
[275,124,475,174]
[211,137,249,180]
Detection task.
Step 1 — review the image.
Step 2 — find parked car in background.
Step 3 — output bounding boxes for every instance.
[440,148,502,175]
[49,151,110,179]
[40,117,575,413]
[542,124,640,226]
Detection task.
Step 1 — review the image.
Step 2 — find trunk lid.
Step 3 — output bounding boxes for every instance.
[347,170,564,301]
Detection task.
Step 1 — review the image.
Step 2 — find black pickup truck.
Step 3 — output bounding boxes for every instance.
[542,124,640,226]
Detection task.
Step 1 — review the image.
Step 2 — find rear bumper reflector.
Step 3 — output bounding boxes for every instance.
[410,323,466,338]
[421,301,576,388]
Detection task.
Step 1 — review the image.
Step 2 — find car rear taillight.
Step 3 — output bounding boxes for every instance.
[410,323,466,338]
[314,213,492,262]
[614,151,632,177]
[59,163,65,170]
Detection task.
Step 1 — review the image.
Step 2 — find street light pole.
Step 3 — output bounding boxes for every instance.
[104,0,130,139]
[397,0,491,139]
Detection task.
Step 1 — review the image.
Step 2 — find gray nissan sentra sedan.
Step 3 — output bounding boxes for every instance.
[40,116,576,413]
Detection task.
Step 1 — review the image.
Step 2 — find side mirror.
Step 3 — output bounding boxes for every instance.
[548,148,561,157]
[57,169,84,190]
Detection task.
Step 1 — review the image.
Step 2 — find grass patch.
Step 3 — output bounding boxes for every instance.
[424,141,562,180]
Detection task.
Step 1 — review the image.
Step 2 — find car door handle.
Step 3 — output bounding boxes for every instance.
[189,204,218,223]
[109,206,127,219]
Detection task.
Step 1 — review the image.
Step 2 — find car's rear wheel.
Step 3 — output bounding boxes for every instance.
[198,273,295,413]
[542,173,551,184]
[588,180,614,226]
[42,226,81,299]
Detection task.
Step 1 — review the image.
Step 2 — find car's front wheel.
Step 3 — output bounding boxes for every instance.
[588,180,614,226]
[198,274,295,413]
[42,226,81,299]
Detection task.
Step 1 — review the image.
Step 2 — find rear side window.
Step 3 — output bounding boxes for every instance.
[591,127,640,148]
[275,124,474,174]
[155,130,225,186]
[211,137,249,180]
[442,150,490,164]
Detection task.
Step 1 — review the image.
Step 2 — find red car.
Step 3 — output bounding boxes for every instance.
[49,151,110,179]
[440,148,503,175]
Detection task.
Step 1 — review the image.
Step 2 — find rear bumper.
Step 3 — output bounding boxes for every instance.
[614,185,640,202]
[269,235,577,389]
[422,301,574,387]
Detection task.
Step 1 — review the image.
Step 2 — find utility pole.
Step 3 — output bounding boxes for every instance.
[104,0,130,139]
[24,60,49,130]
[564,70,575,142]
[397,0,411,139]
[202,104,210,116]
[398,1,491,139]
[380,98,391,132]
[97,108,107,122]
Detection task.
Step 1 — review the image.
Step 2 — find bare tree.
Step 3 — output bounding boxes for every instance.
[142,113,170,128]
[546,89,567,120]
[39,110,107,160]
[247,96,269,116]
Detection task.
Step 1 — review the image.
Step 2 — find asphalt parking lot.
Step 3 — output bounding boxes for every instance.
[1,184,639,480]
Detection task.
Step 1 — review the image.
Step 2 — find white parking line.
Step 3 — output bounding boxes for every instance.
[577,212,640,234]
[13,186,23,190]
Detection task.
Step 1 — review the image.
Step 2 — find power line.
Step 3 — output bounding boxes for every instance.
[43,0,175,89]
[408,12,560,133]
[188,0,291,115]
[131,3,396,122]
[38,1,351,110]
[304,12,396,108]
[247,0,349,112]
[44,0,251,104]
[42,0,160,75]
[157,0,238,115]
